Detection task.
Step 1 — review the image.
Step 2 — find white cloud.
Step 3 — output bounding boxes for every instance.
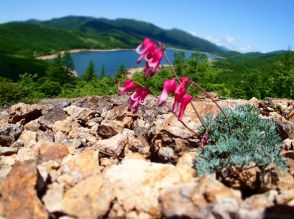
[203,34,253,53]
[205,35,222,46]
[190,31,197,36]
[239,46,252,52]
[225,35,236,44]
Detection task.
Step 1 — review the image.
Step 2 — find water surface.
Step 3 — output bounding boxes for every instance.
[71,49,218,77]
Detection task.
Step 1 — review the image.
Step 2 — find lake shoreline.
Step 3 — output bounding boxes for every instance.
[36,48,134,60]
[35,47,202,60]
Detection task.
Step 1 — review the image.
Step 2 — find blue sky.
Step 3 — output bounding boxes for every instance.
[0,0,293,53]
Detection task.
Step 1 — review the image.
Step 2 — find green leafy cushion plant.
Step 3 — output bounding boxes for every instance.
[194,104,286,177]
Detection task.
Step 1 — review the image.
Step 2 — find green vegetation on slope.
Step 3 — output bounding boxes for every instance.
[132,50,294,99]
[0,16,225,57]
[0,53,48,81]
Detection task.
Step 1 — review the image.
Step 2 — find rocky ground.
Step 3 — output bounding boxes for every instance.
[0,95,294,219]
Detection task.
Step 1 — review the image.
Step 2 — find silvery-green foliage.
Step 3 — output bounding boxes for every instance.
[195,104,286,176]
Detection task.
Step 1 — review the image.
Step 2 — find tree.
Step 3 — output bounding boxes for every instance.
[83,60,96,81]
[273,51,294,98]
[62,51,75,71]
[115,64,128,80]
[98,65,106,79]
[54,52,63,66]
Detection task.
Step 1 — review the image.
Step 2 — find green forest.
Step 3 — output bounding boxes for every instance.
[0,16,293,107]
[1,49,293,107]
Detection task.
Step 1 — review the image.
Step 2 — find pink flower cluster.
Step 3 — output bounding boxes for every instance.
[158,77,192,121]
[118,79,149,113]
[119,38,193,121]
[136,38,164,77]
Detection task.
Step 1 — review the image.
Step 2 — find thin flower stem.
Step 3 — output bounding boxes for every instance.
[163,49,231,134]
[163,51,180,83]
[187,84,208,129]
[135,81,197,136]
[164,50,207,129]
[150,92,197,135]
[189,80,232,134]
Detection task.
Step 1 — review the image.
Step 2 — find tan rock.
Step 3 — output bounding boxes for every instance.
[54,131,68,144]
[248,97,259,106]
[159,176,241,219]
[259,166,294,192]
[97,123,119,139]
[38,141,69,163]
[60,148,99,183]
[18,130,37,147]
[176,152,197,178]
[0,146,18,156]
[2,160,48,219]
[71,127,97,144]
[16,147,39,162]
[103,158,195,218]
[52,117,79,135]
[96,129,136,156]
[62,174,112,218]
[283,138,293,150]
[64,105,95,122]
[43,182,64,213]
[0,124,23,146]
[24,119,40,131]
[9,103,42,124]
[238,190,278,219]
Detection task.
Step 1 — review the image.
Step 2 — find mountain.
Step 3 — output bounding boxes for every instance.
[0,16,225,57]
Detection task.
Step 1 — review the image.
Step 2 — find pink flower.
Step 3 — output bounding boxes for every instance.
[158,79,177,106]
[172,76,189,112]
[118,79,137,94]
[136,38,164,77]
[199,134,208,148]
[128,86,149,113]
[177,94,193,121]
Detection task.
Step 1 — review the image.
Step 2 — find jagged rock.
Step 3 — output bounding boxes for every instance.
[8,103,42,124]
[24,119,40,131]
[276,188,294,205]
[276,120,294,139]
[60,148,99,184]
[1,160,48,219]
[97,129,138,157]
[283,138,294,150]
[37,130,54,142]
[176,151,197,178]
[259,166,294,192]
[38,141,69,163]
[0,124,23,146]
[248,97,259,106]
[97,123,119,139]
[43,182,65,213]
[52,117,80,136]
[18,130,37,147]
[10,139,24,148]
[0,156,16,184]
[238,190,278,219]
[159,176,241,219]
[71,127,97,145]
[54,131,68,144]
[64,105,95,123]
[0,110,9,127]
[61,174,113,218]
[218,165,260,192]
[104,158,195,218]
[158,146,176,162]
[0,147,18,156]
[15,147,39,162]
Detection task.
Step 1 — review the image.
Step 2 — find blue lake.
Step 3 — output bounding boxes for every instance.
[71,48,218,77]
